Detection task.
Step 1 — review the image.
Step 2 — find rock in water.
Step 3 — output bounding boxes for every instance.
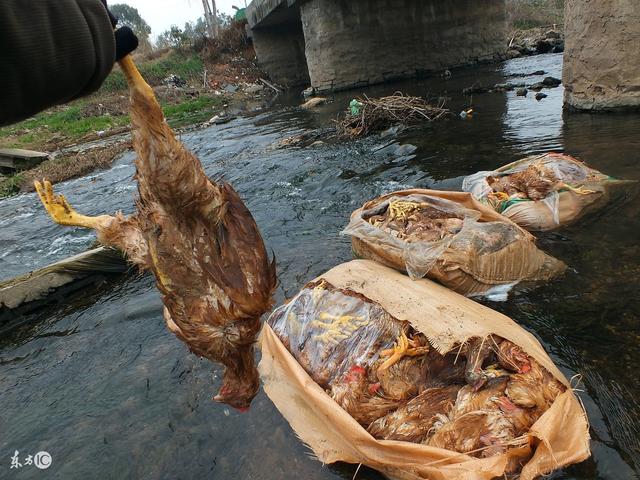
[542,76,562,88]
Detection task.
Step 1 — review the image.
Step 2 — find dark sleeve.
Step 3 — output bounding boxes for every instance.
[0,0,116,126]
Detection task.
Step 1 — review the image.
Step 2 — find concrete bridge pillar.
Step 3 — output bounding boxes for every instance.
[563,0,640,110]
[248,0,505,92]
[247,1,310,88]
[299,0,506,92]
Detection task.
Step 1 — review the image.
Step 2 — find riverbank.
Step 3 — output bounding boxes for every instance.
[0,46,273,198]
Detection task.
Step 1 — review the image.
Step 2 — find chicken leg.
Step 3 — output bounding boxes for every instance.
[35,179,112,230]
[378,332,429,373]
[34,179,148,267]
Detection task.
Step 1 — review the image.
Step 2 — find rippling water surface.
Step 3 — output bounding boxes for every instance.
[1,53,639,479]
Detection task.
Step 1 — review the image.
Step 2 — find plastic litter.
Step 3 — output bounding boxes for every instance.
[349,99,363,115]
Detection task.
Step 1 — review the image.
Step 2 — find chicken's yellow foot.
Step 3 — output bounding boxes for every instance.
[490,191,510,201]
[378,332,429,372]
[561,183,596,195]
[388,200,421,222]
[34,179,111,229]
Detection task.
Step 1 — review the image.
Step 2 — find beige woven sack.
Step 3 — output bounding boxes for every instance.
[259,260,590,480]
[344,189,565,297]
[462,153,612,231]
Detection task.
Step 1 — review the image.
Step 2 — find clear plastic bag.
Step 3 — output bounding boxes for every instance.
[268,280,404,387]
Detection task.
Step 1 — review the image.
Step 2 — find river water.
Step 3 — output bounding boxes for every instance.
[1,53,639,479]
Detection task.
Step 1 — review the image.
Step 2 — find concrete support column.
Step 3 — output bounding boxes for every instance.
[563,0,640,110]
[299,0,506,92]
[252,22,310,88]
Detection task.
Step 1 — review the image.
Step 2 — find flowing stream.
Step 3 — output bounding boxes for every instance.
[1,53,639,479]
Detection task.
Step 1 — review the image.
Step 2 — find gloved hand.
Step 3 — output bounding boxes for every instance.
[100,0,139,60]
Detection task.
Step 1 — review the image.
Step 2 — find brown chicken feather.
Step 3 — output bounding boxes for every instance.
[488,163,563,201]
[34,56,276,410]
[330,365,401,427]
[506,359,565,410]
[426,409,516,457]
[367,386,459,442]
[450,376,509,418]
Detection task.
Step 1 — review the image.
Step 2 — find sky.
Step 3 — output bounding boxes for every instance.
[116,0,249,38]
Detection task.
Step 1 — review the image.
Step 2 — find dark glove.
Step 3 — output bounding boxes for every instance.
[100,0,139,60]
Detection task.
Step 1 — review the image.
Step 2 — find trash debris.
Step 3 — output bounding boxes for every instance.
[342,189,565,296]
[302,87,315,98]
[162,74,186,88]
[462,152,617,231]
[459,108,474,119]
[260,260,590,480]
[244,83,263,94]
[301,97,328,109]
[337,93,449,138]
[349,99,363,115]
[507,27,564,58]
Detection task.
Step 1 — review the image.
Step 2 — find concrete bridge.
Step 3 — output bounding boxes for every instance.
[247,0,506,93]
[248,0,640,111]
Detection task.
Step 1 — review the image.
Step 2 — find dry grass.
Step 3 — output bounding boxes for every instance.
[507,0,564,30]
[19,142,131,192]
[336,93,450,138]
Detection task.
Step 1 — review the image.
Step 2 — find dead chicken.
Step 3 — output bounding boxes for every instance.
[330,365,401,427]
[462,336,501,390]
[269,282,405,388]
[505,359,565,411]
[423,349,468,388]
[426,409,517,458]
[450,376,509,418]
[34,56,276,410]
[487,161,595,204]
[370,331,430,400]
[367,385,460,442]
[494,339,531,374]
[366,200,464,243]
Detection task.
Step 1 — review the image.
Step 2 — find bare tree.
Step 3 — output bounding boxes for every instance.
[201,0,218,38]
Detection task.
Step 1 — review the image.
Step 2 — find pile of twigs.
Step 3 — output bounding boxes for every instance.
[336,93,450,138]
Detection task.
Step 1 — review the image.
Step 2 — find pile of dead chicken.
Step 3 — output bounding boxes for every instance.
[344,190,566,296]
[463,152,614,230]
[268,279,563,460]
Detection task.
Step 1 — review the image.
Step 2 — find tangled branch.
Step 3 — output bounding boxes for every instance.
[336,92,450,138]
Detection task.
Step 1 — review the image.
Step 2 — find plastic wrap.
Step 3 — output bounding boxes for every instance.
[260,260,590,480]
[268,280,404,387]
[462,152,612,231]
[344,189,566,296]
[343,193,481,279]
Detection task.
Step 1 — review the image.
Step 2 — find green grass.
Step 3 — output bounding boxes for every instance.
[0,173,23,197]
[0,104,131,148]
[162,95,227,127]
[102,53,205,92]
